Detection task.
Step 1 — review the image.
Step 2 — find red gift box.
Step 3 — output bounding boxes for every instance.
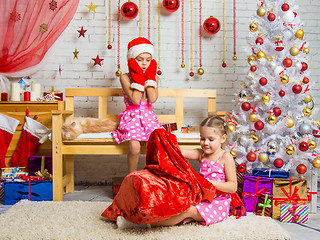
[43,86,63,101]
[162,123,178,132]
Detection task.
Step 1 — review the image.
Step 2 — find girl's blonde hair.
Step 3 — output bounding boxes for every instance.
[200,116,227,136]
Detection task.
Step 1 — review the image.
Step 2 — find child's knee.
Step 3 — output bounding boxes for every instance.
[129,141,141,155]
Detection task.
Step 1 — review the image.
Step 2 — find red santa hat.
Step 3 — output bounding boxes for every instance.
[127,37,154,60]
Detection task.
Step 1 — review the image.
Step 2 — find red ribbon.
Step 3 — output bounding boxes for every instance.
[307,187,317,201]
[283,23,295,29]
[21,176,43,200]
[242,176,268,211]
[299,41,307,51]
[289,205,300,223]
[303,84,311,94]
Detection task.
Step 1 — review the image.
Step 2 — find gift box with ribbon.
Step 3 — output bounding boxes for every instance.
[0,182,4,202]
[181,125,199,133]
[1,167,28,181]
[256,193,272,217]
[235,164,248,197]
[242,176,273,212]
[280,204,308,223]
[162,123,178,132]
[28,156,52,180]
[306,170,318,213]
[272,177,307,220]
[43,86,63,101]
[252,168,289,178]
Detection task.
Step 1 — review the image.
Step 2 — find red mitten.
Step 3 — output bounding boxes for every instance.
[128,58,145,92]
[144,59,157,88]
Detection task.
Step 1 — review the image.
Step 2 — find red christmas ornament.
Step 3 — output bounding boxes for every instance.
[279,90,285,97]
[162,0,180,13]
[273,107,281,117]
[77,26,87,38]
[255,37,264,45]
[283,57,292,68]
[157,70,162,75]
[296,164,307,174]
[107,45,112,50]
[189,72,194,77]
[250,65,257,72]
[121,2,139,19]
[254,120,264,130]
[203,17,221,35]
[281,3,290,12]
[292,84,302,94]
[259,77,267,86]
[301,62,308,71]
[246,152,257,162]
[222,62,227,68]
[302,77,309,84]
[299,141,309,151]
[275,40,284,51]
[274,158,284,168]
[267,13,276,21]
[92,55,104,66]
[241,102,251,111]
[313,129,320,138]
[237,163,246,173]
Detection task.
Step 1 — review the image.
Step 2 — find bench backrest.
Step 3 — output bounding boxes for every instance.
[64,88,220,129]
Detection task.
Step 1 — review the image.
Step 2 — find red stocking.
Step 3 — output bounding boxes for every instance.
[10,117,49,169]
[0,114,19,168]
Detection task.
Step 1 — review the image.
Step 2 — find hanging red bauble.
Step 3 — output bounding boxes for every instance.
[250,65,257,72]
[254,120,264,130]
[107,45,112,50]
[296,164,307,174]
[275,40,284,51]
[157,70,162,75]
[255,37,264,45]
[283,57,292,68]
[274,158,284,168]
[189,71,194,77]
[292,84,302,94]
[121,2,139,19]
[268,13,276,21]
[303,77,309,84]
[279,90,285,97]
[273,107,281,117]
[237,163,246,173]
[162,0,180,13]
[281,3,290,12]
[259,77,267,86]
[203,16,221,35]
[299,141,309,151]
[241,102,251,111]
[222,62,227,68]
[313,128,320,138]
[301,62,308,71]
[246,152,257,162]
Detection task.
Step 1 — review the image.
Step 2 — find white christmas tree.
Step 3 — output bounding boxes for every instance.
[226,0,320,175]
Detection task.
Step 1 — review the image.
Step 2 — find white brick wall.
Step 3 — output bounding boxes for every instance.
[29,0,320,183]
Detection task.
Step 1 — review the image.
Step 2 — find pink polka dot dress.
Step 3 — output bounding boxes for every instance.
[196,152,231,225]
[111,91,163,143]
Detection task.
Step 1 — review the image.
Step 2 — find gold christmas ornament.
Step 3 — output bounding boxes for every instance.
[250,133,259,143]
[227,124,236,133]
[280,74,289,84]
[233,55,237,61]
[249,113,258,122]
[247,55,256,64]
[308,139,317,150]
[258,153,269,163]
[197,68,204,75]
[303,47,310,54]
[249,22,258,32]
[285,144,295,155]
[257,7,267,16]
[285,117,295,128]
[304,94,312,103]
[290,46,299,56]
[267,114,277,124]
[303,107,312,117]
[261,94,270,103]
[256,51,266,59]
[181,63,186,68]
[115,69,122,77]
[267,57,272,62]
[295,29,304,39]
[312,157,320,168]
[230,149,237,158]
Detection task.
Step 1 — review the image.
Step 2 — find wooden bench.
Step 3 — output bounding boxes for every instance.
[51,88,225,201]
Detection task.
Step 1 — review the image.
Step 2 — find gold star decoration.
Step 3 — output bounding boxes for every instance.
[39,23,48,34]
[73,48,79,59]
[86,2,98,13]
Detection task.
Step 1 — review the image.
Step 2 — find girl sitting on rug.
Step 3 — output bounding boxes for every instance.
[116,116,237,228]
[111,37,164,173]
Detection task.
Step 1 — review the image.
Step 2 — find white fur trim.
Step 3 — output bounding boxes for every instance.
[127,44,154,60]
[0,113,19,134]
[130,82,145,92]
[144,80,157,88]
[25,117,50,141]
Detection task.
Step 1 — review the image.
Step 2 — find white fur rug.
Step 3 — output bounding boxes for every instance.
[0,200,290,240]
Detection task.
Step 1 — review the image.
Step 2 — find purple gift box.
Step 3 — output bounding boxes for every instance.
[28,156,52,176]
[242,175,273,212]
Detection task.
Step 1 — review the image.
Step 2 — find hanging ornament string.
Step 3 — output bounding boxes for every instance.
[107,0,112,49]
[181,0,185,68]
[157,0,162,75]
[233,0,237,60]
[148,0,151,39]
[198,0,204,75]
[189,0,194,77]
[222,0,226,68]
[139,0,142,37]
[115,0,122,77]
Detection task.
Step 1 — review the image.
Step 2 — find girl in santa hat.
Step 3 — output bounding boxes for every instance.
[111,37,164,173]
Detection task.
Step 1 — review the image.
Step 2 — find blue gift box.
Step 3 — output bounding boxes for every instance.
[252,168,289,178]
[4,181,52,205]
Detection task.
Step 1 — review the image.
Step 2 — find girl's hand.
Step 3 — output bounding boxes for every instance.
[144,59,157,88]
[128,58,145,92]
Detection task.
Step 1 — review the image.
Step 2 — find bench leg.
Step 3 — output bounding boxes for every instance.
[53,151,63,201]
[64,155,74,193]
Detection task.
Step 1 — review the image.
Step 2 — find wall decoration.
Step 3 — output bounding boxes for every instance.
[222,0,226,68]
[198,0,204,75]
[180,0,185,69]
[77,26,87,38]
[233,0,237,60]
[157,0,162,75]
[189,0,194,77]
[121,1,138,20]
[116,0,122,77]
[107,0,112,49]
[162,0,180,13]
[86,2,97,13]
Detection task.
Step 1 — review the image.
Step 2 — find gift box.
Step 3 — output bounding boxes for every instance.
[1,167,28,181]
[242,176,273,212]
[256,193,272,217]
[162,123,178,132]
[0,182,4,202]
[252,168,289,178]
[43,86,63,101]
[272,177,307,220]
[306,170,318,214]
[4,179,52,205]
[280,204,308,223]
[236,165,248,197]
[181,126,199,133]
[28,156,52,179]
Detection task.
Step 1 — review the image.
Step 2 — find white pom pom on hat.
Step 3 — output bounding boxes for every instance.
[127,37,154,60]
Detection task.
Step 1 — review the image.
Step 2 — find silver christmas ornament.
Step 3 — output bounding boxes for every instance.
[299,123,312,135]
[267,141,278,155]
[238,135,250,146]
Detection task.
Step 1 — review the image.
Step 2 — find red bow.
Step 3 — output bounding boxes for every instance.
[242,176,268,211]
[289,205,300,223]
[21,176,43,200]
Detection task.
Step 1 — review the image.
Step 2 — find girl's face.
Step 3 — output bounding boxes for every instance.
[135,53,152,72]
[200,126,226,155]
